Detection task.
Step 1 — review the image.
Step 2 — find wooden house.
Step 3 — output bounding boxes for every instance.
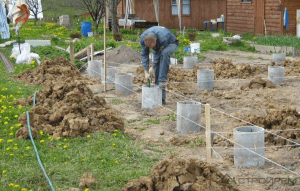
[226,0,300,35]
[116,0,226,30]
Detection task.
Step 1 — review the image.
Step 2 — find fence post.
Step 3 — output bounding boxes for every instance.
[91,43,94,61]
[205,104,212,163]
[69,41,74,65]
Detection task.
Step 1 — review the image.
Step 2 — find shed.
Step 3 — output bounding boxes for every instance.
[226,0,300,35]
[116,0,226,30]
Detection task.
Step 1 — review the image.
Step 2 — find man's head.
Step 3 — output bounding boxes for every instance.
[144,34,157,48]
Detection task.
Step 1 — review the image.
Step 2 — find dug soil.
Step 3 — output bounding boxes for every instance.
[14,56,83,86]
[14,57,124,139]
[122,155,239,191]
[95,45,141,64]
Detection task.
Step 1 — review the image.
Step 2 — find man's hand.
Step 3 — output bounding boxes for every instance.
[144,70,151,81]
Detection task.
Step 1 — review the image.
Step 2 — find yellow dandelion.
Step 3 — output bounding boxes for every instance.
[13,147,18,150]
[113,133,117,137]
[64,162,68,165]
[87,134,91,138]
[63,145,68,149]
[39,140,45,143]
[112,143,116,147]
[63,138,67,142]
[114,160,119,164]
[9,183,14,187]
[39,130,43,136]
[18,87,22,90]
[114,129,118,132]
[21,188,27,191]
[2,170,6,174]
[25,146,31,150]
[0,139,3,143]
[14,115,18,118]
[4,122,8,125]
[58,143,62,146]
[9,132,14,136]
[14,184,19,188]
[10,126,14,130]
[97,155,100,158]
[7,139,13,143]
[57,137,61,140]
[84,189,89,191]
[10,153,14,156]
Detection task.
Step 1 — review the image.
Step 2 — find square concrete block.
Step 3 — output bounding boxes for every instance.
[170,58,178,65]
[25,40,51,47]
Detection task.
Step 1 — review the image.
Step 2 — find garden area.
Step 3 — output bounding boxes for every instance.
[1,15,300,191]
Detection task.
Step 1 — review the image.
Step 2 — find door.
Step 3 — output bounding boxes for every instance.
[254,0,265,35]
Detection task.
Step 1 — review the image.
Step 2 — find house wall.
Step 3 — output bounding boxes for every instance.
[117,0,226,30]
[264,0,282,35]
[226,0,255,34]
[282,0,300,35]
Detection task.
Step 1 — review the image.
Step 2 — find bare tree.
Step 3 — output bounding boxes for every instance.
[25,0,51,25]
[107,0,121,34]
[71,0,106,30]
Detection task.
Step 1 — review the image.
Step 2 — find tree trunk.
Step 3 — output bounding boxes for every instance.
[111,0,118,34]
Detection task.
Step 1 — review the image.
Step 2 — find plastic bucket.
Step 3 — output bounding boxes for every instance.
[268,66,284,84]
[81,22,92,37]
[177,101,203,134]
[190,43,200,53]
[197,70,214,90]
[88,32,93,37]
[234,126,265,167]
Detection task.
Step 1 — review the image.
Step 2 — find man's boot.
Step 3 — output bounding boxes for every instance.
[159,82,166,105]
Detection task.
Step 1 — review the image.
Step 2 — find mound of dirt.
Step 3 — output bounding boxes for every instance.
[123,155,239,191]
[212,58,265,79]
[133,66,200,86]
[240,76,276,90]
[97,45,141,64]
[15,79,124,139]
[269,58,300,76]
[14,56,82,86]
[241,106,300,146]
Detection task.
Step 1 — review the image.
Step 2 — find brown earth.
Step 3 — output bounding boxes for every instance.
[122,155,239,191]
[240,76,276,90]
[212,58,265,79]
[96,45,141,64]
[133,65,200,87]
[15,79,124,139]
[239,106,300,146]
[269,58,300,76]
[14,56,83,86]
[79,173,95,189]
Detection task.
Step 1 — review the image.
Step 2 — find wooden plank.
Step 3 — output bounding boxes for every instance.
[74,46,89,59]
[0,52,14,73]
[226,16,254,20]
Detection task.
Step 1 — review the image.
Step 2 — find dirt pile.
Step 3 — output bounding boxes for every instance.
[123,155,239,191]
[15,79,124,139]
[133,66,200,86]
[212,58,265,79]
[97,45,141,64]
[270,58,300,76]
[14,56,82,86]
[240,76,276,90]
[241,106,300,145]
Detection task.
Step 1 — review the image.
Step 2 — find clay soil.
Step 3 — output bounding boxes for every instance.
[84,50,300,191]
[14,57,124,139]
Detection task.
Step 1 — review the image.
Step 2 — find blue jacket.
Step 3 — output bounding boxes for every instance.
[140,26,178,71]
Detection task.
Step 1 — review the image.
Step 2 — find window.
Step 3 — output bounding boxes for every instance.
[182,0,191,15]
[241,0,251,3]
[172,0,178,15]
[172,0,191,15]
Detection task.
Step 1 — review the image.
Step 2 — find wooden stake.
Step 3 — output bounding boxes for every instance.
[205,104,212,163]
[69,41,74,65]
[91,43,94,61]
[104,1,107,92]
[87,46,91,62]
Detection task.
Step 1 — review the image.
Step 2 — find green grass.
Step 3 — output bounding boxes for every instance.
[0,49,163,190]
[252,35,300,49]
[110,99,126,105]
[187,138,205,148]
[146,118,160,125]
